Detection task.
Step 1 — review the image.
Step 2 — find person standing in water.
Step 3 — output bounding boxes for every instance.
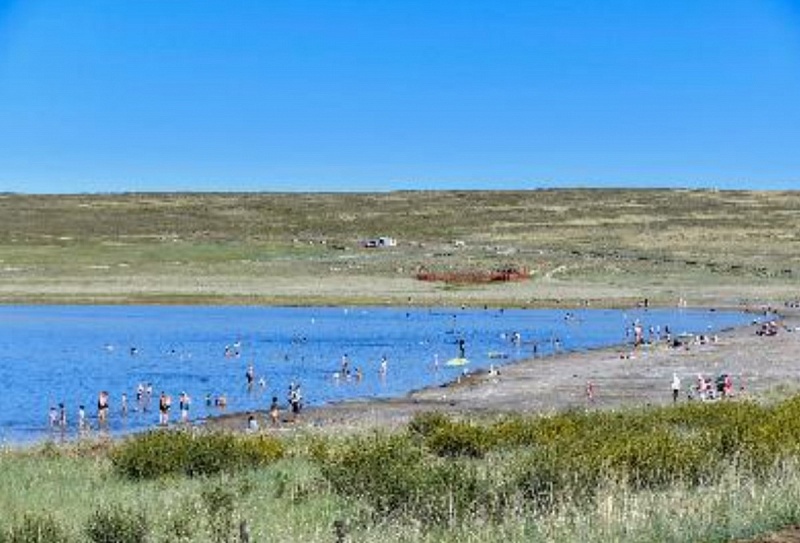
[288,384,302,419]
[379,355,388,377]
[97,391,109,427]
[159,392,171,426]
[78,405,87,432]
[246,364,255,390]
[179,391,191,423]
[48,406,58,429]
[58,403,67,430]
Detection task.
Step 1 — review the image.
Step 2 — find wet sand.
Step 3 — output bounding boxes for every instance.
[208,308,800,434]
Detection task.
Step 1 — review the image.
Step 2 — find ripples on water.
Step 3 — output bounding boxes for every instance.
[0,305,758,444]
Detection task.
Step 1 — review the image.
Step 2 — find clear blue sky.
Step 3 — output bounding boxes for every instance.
[1,0,799,193]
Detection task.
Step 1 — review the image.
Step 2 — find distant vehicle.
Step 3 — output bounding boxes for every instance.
[361,236,397,248]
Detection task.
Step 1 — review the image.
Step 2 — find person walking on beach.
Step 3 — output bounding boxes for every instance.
[586,381,595,404]
[671,373,681,403]
[269,396,280,426]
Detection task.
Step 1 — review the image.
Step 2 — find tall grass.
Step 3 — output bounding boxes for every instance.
[5,399,800,541]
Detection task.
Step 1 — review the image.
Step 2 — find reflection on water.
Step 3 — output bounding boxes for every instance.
[0,305,756,444]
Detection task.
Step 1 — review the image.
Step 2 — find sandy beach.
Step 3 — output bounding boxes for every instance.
[208,306,800,434]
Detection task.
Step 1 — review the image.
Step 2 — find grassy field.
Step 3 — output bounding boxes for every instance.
[6,401,800,542]
[1,189,799,306]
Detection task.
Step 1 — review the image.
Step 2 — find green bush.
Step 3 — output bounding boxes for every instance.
[1,514,70,543]
[409,412,494,458]
[110,430,285,480]
[84,506,148,543]
[316,431,496,525]
[407,411,452,438]
[110,430,192,480]
[425,420,491,458]
[318,433,426,516]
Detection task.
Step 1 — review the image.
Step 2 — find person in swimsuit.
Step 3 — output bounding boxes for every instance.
[159,392,171,425]
[49,406,58,429]
[246,364,255,390]
[78,404,87,432]
[97,391,109,426]
[179,391,191,423]
[58,403,67,429]
[269,396,280,426]
[379,355,388,377]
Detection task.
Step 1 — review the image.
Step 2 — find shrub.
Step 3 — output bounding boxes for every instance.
[318,433,426,516]
[84,506,148,543]
[408,411,452,438]
[316,432,493,525]
[425,420,491,458]
[110,430,284,480]
[110,430,192,480]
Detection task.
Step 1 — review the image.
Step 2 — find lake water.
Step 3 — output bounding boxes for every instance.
[0,305,758,444]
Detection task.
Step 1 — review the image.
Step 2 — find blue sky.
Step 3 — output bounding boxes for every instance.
[1,0,799,193]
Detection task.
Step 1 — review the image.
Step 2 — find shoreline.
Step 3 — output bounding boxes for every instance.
[207,308,798,435]
[3,305,792,448]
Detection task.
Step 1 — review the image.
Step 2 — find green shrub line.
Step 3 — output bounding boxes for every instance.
[314,397,800,524]
[7,396,800,541]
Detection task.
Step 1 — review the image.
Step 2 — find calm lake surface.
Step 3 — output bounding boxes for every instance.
[0,305,757,444]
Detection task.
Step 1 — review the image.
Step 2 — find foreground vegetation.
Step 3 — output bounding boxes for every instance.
[1,189,799,306]
[5,397,800,542]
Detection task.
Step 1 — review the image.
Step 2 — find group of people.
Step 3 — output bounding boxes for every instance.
[333,353,390,382]
[48,390,112,434]
[671,372,736,403]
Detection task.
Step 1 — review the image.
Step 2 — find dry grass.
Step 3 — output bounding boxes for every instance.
[1,189,798,306]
